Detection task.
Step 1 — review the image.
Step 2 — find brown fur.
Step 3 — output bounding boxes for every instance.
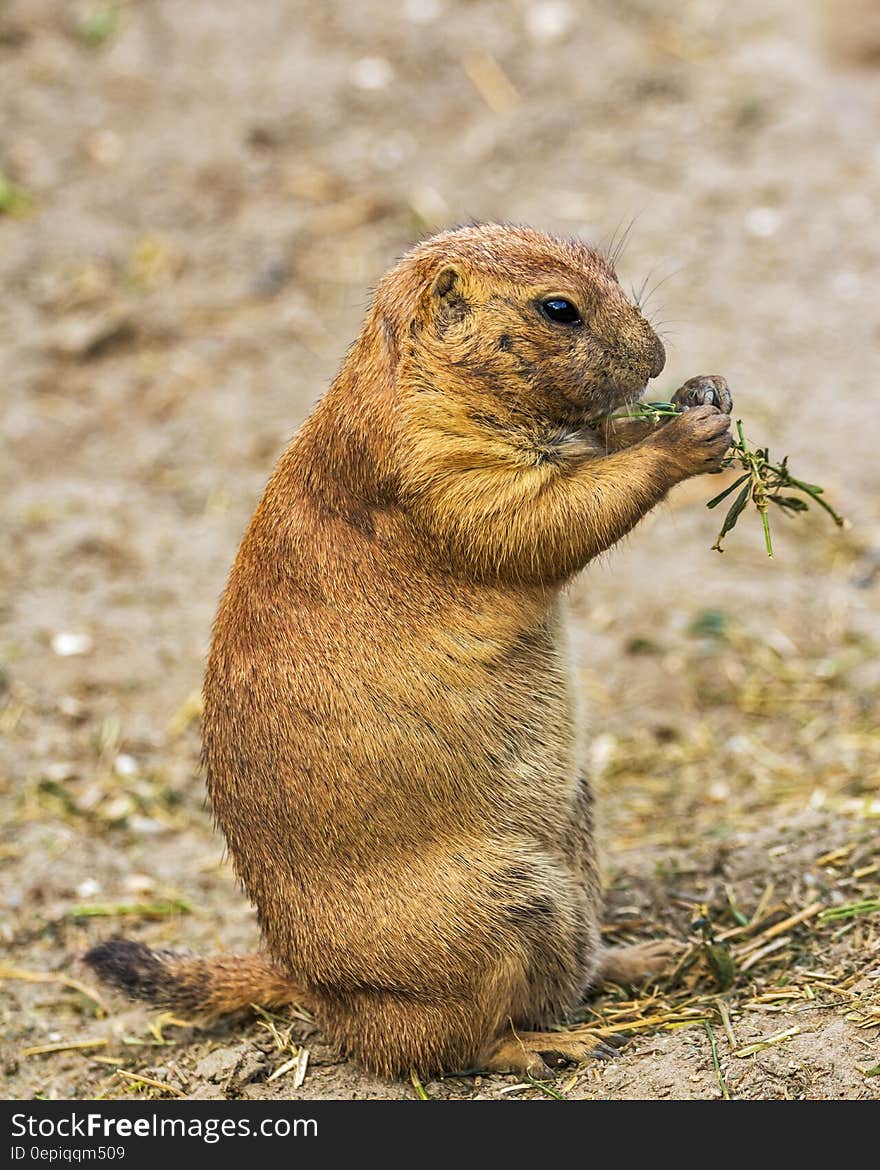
[85,224,731,1077]
[83,939,300,1015]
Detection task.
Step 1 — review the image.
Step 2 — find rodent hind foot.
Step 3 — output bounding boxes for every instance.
[479,1027,607,1077]
[598,938,680,986]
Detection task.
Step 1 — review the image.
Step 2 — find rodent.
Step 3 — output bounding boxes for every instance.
[85,224,733,1077]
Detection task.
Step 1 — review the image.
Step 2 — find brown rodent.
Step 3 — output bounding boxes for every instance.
[86,224,733,1077]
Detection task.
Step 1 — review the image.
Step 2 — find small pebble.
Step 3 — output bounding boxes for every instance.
[123,873,155,895]
[51,632,93,657]
[84,129,122,167]
[101,795,134,821]
[43,761,78,782]
[113,753,138,777]
[590,733,615,776]
[525,1,576,43]
[58,696,85,720]
[349,57,393,91]
[128,815,165,835]
[744,206,781,239]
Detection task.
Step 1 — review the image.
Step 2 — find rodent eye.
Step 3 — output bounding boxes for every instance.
[540,298,582,326]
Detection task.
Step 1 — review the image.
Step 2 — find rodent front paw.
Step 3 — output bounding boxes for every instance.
[671,375,732,415]
[656,403,732,479]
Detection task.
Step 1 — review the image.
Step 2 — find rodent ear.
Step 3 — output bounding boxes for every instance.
[430,265,470,333]
[432,266,461,300]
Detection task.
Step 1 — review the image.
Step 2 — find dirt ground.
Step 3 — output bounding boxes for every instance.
[1,0,878,1102]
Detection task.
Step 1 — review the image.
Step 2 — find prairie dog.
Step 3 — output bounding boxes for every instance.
[87,224,732,1077]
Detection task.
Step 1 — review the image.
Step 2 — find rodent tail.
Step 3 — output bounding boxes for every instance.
[84,938,307,1018]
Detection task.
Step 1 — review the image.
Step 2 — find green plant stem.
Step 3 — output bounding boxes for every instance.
[704,1021,730,1100]
[604,401,844,556]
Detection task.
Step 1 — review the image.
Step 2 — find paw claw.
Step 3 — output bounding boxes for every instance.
[481,1029,605,1075]
[672,375,733,415]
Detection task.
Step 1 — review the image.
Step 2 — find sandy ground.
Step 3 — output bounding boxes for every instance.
[1,0,878,1101]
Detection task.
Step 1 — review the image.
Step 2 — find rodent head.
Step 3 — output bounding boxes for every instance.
[379,223,665,429]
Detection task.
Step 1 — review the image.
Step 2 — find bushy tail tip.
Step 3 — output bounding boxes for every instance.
[84,937,305,1018]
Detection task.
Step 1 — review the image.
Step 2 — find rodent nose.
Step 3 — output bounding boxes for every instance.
[648,335,666,379]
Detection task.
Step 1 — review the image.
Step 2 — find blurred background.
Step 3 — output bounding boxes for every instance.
[1,0,878,1101]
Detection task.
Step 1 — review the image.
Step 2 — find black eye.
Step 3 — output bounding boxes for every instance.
[540,298,582,326]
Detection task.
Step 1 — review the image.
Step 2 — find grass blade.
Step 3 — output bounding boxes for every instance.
[704,1021,730,1099]
[706,473,750,510]
[712,483,752,552]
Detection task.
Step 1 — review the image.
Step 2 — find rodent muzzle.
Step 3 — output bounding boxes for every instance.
[595,308,666,386]
[647,334,666,380]
[607,331,666,399]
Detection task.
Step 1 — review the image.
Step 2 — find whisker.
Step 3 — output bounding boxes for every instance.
[602,216,626,268]
[610,213,641,269]
[633,264,660,311]
[640,265,688,314]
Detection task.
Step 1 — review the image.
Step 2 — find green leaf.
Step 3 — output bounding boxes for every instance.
[0,174,33,216]
[703,943,736,991]
[688,609,729,638]
[788,478,824,494]
[77,6,120,47]
[717,483,751,540]
[818,899,880,922]
[706,473,750,510]
[769,495,809,512]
